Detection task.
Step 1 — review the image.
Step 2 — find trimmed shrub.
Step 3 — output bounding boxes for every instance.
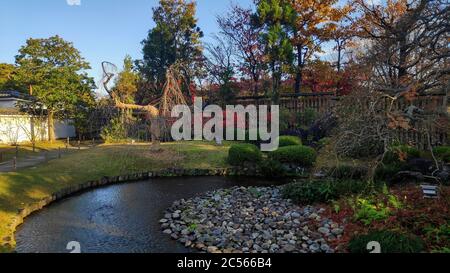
[258,159,286,178]
[433,146,450,163]
[282,180,369,204]
[269,145,317,167]
[348,230,425,253]
[278,136,302,147]
[383,145,420,164]
[227,143,262,166]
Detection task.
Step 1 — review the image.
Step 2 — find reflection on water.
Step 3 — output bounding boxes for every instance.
[16,176,284,253]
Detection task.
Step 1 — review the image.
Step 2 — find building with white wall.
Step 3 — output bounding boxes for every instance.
[0,91,76,144]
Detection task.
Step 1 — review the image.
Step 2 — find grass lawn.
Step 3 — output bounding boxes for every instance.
[0,140,97,163]
[0,141,231,252]
[0,141,65,162]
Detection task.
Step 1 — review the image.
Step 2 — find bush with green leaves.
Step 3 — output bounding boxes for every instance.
[279,109,294,132]
[282,180,370,204]
[297,108,317,127]
[227,143,262,166]
[278,136,302,147]
[433,146,450,163]
[100,117,128,143]
[258,159,286,178]
[348,230,425,253]
[383,145,420,164]
[269,145,317,167]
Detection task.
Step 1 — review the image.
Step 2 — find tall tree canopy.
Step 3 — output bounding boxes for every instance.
[113,55,140,104]
[353,0,449,95]
[290,0,350,94]
[217,4,266,96]
[253,0,295,102]
[14,35,95,141]
[139,0,203,97]
[0,63,18,91]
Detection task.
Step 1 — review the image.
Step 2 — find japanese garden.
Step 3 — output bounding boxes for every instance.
[0,0,449,255]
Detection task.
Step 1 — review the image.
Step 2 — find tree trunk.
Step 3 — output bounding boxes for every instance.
[48,110,56,143]
[295,45,303,95]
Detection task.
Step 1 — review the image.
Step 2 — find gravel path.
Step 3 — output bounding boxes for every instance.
[161,186,344,253]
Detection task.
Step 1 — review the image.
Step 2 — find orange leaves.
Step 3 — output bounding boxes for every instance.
[387,112,411,130]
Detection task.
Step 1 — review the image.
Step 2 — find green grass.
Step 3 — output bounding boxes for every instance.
[0,141,68,162]
[0,141,230,252]
[0,140,97,163]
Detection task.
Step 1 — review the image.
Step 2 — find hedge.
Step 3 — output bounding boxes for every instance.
[269,145,317,166]
[278,136,302,147]
[227,143,262,166]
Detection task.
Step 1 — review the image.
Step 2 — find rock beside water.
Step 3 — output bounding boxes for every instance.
[160,186,343,253]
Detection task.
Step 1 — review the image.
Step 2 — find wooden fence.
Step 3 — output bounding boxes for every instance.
[235,93,449,148]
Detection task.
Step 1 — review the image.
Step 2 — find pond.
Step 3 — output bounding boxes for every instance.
[15,176,285,253]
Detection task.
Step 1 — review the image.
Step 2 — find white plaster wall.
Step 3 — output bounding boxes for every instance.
[0,115,76,144]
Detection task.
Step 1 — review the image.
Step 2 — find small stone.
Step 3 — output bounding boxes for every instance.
[309,243,320,252]
[181,229,190,235]
[331,228,343,235]
[207,246,219,253]
[318,227,330,235]
[282,244,296,252]
[172,213,180,219]
[291,212,301,218]
[320,244,330,252]
[163,229,172,234]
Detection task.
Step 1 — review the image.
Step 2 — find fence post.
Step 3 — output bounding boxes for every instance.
[13,156,16,170]
[58,147,61,159]
[15,144,19,158]
[0,152,2,163]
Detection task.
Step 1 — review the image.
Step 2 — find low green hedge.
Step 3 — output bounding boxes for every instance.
[278,136,302,147]
[433,146,450,163]
[269,145,317,167]
[348,230,425,253]
[227,143,262,166]
[282,180,370,204]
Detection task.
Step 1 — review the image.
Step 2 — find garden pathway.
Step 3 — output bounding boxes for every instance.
[0,146,92,172]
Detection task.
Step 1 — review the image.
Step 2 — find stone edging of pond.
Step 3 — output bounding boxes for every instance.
[3,166,277,252]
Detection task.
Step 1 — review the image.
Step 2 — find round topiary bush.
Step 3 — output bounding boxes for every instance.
[227,143,262,166]
[278,136,302,147]
[269,145,317,167]
[348,230,425,253]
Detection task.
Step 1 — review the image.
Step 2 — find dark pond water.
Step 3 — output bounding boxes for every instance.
[15,176,284,253]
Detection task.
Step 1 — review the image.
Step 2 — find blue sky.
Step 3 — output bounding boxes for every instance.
[0,0,254,90]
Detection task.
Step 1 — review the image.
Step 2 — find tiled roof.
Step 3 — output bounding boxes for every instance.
[0,90,35,101]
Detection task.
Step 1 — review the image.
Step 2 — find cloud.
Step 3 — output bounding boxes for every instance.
[66,0,81,6]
